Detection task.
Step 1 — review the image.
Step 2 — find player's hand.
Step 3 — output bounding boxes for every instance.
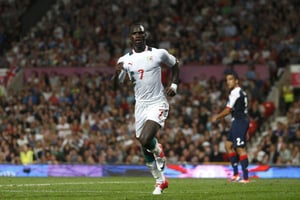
[166,83,177,97]
[166,87,176,97]
[211,116,218,123]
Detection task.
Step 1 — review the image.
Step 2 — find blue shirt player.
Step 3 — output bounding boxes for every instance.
[212,71,250,183]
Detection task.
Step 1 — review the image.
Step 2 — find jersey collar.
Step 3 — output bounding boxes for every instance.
[130,46,152,55]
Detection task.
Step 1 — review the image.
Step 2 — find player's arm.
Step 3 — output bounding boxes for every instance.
[111,62,125,90]
[211,107,231,123]
[166,60,179,97]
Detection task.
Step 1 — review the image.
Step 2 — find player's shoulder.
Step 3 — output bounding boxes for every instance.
[149,47,169,54]
[230,87,242,95]
[118,51,131,63]
[149,46,166,52]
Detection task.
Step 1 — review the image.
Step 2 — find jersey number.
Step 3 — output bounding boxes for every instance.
[138,69,144,79]
[130,69,144,84]
[236,138,244,146]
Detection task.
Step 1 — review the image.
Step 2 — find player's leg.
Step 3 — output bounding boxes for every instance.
[139,100,169,172]
[226,131,240,181]
[139,120,160,150]
[135,101,169,194]
[233,118,250,183]
[236,147,249,182]
[140,123,168,194]
[139,120,166,171]
[143,148,168,195]
[135,102,161,151]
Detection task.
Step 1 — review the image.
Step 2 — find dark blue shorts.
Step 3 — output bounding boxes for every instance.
[227,118,249,148]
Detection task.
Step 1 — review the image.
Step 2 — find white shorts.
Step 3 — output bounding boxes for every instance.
[134,98,169,138]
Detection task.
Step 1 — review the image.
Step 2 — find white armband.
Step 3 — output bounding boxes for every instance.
[170,83,178,92]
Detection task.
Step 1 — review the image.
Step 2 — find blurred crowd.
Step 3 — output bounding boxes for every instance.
[0,0,299,166]
[0,68,299,166]
[0,0,33,55]
[252,100,300,165]
[0,0,300,70]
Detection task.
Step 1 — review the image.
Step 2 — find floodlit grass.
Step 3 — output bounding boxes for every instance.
[0,177,299,200]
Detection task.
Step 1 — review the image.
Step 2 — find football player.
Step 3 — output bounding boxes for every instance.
[211,71,250,183]
[112,23,180,194]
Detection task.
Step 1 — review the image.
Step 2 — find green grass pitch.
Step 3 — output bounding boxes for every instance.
[0,177,299,200]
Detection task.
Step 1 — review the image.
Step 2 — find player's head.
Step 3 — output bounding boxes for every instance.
[130,23,146,52]
[225,71,239,89]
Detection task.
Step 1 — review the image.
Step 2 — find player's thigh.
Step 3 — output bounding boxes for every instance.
[135,100,169,137]
[135,103,148,138]
[147,100,169,128]
[231,119,249,147]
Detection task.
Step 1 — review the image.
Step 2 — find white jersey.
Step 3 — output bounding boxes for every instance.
[117,46,177,102]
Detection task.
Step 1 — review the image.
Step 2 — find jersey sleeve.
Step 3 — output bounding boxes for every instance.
[117,56,127,83]
[226,88,240,109]
[160,49,177,67]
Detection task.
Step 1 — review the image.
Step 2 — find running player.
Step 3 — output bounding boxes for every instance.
[112,23,180,194]
[211,71,250,183]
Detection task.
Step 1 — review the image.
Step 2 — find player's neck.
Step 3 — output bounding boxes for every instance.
[133,45,147,53]
[234,84,239,89]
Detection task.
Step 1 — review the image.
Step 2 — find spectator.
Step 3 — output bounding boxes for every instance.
[277,142,292,165]
[291,145,300,165]
[266,144,279,165]
[20,144,34,165]
[1,0,300,70]
[57,116,72,138]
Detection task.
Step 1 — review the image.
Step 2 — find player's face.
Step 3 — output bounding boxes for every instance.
[226,75,238,89]
[131,25,146,51]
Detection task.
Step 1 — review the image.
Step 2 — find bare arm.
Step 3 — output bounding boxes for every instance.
[166,60,179,97]
[211,107,231,123]
[111,62,124,90]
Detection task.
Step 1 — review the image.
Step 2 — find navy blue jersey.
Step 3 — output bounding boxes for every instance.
[226,86,249,147]
[226,87,248,119]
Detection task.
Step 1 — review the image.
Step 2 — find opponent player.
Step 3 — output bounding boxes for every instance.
[211,71,250,183]
[112,23,180,194]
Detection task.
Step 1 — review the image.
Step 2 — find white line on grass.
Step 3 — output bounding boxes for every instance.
[0,181,142,188]
[1,190,150,194]
[1,189,210,194]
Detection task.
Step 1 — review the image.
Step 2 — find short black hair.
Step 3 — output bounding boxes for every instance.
[130,23,145,34]
[225,70,239,80]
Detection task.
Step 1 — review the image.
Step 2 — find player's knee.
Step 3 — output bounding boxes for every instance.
[139,134,148,147]
[140,135,154,150]
[225,142,233,151]
[236,147,247,155]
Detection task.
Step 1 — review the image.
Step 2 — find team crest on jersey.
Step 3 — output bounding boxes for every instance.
[148,56,153,61]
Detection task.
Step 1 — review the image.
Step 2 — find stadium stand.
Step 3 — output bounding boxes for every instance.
[0,0,299,165]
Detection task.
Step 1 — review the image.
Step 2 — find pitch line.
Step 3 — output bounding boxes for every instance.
[0,181,142,188]
[1,190,150,194]
[0,189,211,194]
